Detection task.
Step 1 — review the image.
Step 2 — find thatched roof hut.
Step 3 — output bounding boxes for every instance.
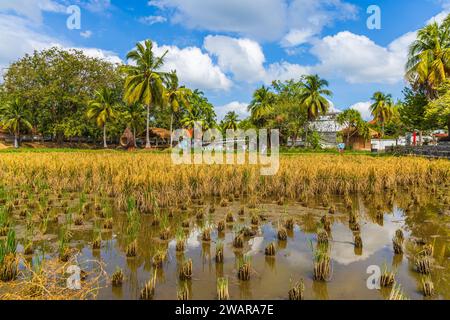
[137,127,171,148]
[341,127,379,151]
[148,128,171,140]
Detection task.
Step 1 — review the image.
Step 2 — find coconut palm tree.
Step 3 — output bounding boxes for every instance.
[165,71,191,147]
[299,75,332,121]
[121,40,167,148]
[406,19,450,99]
[86,88,118,148]
[248,86,275,127]
[370,92,395,137]
[222,111,240,131]
[0,98,32,148]
[181,107,204,130]
[298,74,332,147]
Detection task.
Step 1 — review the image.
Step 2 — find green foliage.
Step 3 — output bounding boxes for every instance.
[399,87,432,131]
[2,47,123,142]
[221,111,240,131]
[370,92,395,136]
[306,130,322,150]
[181,90,217,129]
[0,230,17,265]
[406,15,450,98]
[426,81,450,132]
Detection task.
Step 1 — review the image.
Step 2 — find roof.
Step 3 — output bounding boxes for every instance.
[148,127,171,140]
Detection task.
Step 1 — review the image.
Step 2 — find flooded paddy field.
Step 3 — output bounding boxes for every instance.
[1,190,449,300]
[0,153,448,300]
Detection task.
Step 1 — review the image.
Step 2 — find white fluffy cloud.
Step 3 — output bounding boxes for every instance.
[151,43,232,91]
[282,0,358,47]
[0,0,65,24]
[83,0,111,13]
[80,30,93,38]
[216,101,249,121]
[311,31,416,84]
[204,35,266,83]
[149,0,356,43]
[150,0,286,41]
[199,28,415,87]
[0,13,121,76]
[349,101,372,121]
[264,61,311,84]
[139,15,167,25]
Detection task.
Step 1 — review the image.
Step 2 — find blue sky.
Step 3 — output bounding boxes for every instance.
[1,0,449,120]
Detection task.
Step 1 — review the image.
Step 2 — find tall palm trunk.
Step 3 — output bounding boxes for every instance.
[133,127,137,148]
[103,124,108,148]
[145,104,151,149]
[170,113,174,148]
[14,133,19,149]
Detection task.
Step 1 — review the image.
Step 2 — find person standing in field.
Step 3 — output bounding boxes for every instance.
[338,142,346,154]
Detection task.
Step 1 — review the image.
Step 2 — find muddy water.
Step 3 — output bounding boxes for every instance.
[9,191,450,300]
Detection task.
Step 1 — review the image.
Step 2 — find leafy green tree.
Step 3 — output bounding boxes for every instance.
[121,40,167,148]
[406,17,450,99]
[2,47,122,143]
[426,82,450,133]
[86,88,119,148]
[0,98,32,148]
[399,87,432,132]
[370,92,395,137]
[337,109,365,146]
[182,90,216,130]
[271,79,306,145]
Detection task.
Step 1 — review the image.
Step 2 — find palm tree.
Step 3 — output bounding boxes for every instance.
[298,74,332,146]
[181,107,204,130]
[165,71,191,147]
[406,20,450,99]
[248,86,275,127]
[123,103,146,147]
[0,98,32,148]
[222,111,240,131]
[370,92,395,137]
[299,75,332,121]
[86,88,118,148]
[121,40,167,148]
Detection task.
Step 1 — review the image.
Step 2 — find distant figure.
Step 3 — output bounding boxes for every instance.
[338,143,346,154]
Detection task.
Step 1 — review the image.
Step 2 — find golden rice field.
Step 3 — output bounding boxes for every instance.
[0,152,448,300]
[0,152,448,211]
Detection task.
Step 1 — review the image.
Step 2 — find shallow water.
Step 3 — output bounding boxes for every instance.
[6,190,450,300]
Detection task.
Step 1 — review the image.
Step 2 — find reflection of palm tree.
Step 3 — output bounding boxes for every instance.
[406,19,450,99]
[122,40,167,148]
[165,71,191,147]
[222,111,239,131]
[248,86,275,127]
[370,92,395,137]
[0,98,32,148]
[87,88,118,148]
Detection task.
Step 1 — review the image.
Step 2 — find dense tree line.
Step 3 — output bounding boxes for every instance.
[1,13,450,149]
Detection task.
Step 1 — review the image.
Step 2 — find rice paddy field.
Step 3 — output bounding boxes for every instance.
[0,152,449,300]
